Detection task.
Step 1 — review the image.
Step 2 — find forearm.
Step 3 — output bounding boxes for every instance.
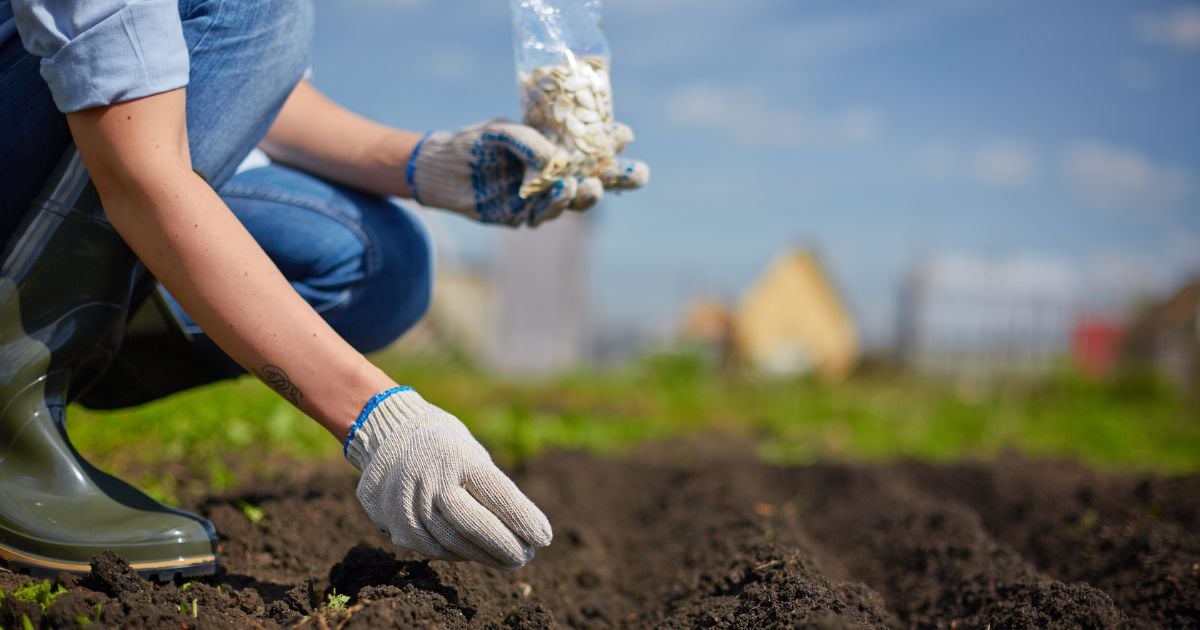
[68,89,393,440]
[259,80,421,199]
[108,172,390,437]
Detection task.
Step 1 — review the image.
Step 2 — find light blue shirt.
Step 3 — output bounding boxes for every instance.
[0,0,188,113]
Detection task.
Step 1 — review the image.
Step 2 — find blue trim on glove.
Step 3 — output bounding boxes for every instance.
[405,132,433,205]
[344,385,413,457]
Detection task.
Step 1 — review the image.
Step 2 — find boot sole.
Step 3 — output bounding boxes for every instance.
[0,540,217,581]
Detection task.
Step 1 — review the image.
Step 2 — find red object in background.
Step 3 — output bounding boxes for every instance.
[1072,317,1124,379]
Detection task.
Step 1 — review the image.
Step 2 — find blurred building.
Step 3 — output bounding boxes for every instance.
[895,255,1076,378]
[487,212,591,375]
[732,250,858,379]
[386,208,593,374]
[1121,279,1200,392]
[1071,316,1124,379]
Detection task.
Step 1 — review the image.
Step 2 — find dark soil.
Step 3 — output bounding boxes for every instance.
[2,446,1197,628]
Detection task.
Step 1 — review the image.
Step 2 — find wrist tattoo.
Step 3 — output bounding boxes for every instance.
[257,364,303,405]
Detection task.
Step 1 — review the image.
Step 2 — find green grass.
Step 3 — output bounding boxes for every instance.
[70,376,336,501]
[66,351,1200,504]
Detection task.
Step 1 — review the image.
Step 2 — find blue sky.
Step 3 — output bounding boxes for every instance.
[313,0,1200,346]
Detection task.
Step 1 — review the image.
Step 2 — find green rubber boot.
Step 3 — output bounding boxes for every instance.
[0,148,218,579]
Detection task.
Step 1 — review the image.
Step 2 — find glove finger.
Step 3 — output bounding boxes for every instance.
[424,503,521,570]
[528,178,576,227]
[464,464,553,548]
[357,473,462,562]
[400,524,462,562]
[438,487,533,569]
[570,177,604,211]
[378,508,461,562]
[612,122,635,154]
[481,121,563,172]
[600,159,650,190]
[407,528,468,563]
[401,484,466,562]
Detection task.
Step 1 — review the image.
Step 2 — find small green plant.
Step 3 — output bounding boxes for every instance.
[323,590,350,612]
[235,499,265,523]
[74,601,104,626]
[178,598,199,619]
[12,580,67,613]
[21,614,34,630]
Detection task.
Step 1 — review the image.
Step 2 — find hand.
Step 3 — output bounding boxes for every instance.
[406,119,648,227]
[345,387,552,570]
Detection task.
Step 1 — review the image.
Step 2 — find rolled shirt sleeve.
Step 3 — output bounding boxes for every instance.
[12,0,188,112]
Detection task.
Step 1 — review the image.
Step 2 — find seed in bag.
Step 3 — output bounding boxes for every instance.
[518,55,616,197]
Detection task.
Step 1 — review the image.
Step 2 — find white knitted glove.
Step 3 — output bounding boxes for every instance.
[406,119,648,228]
[345,387,552,570]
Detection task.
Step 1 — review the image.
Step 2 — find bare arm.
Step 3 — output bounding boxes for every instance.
[259,80,421,198]
[67,88,395,440]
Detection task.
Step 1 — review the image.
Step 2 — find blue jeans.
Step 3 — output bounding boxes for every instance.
[0,0,432,391]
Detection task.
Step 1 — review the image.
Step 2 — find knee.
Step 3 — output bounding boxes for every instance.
[352,201,435,354]
[222,167,432,354]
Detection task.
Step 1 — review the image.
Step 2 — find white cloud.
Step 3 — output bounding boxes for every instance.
[1062,141,1190,213]
[1134,6,1200,52]
[662,83,882,147]
[915,141,1037,187]
[969,142,1037,187]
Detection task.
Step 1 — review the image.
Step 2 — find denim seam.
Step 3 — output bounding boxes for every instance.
[185,0,226,56]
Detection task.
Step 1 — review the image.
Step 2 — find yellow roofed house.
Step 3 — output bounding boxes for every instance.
[734,250,858,379]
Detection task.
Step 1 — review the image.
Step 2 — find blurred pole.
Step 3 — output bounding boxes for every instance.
[487,210,591,375]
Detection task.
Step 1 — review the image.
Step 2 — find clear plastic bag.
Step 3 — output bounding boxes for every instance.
[510,0,616,195]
